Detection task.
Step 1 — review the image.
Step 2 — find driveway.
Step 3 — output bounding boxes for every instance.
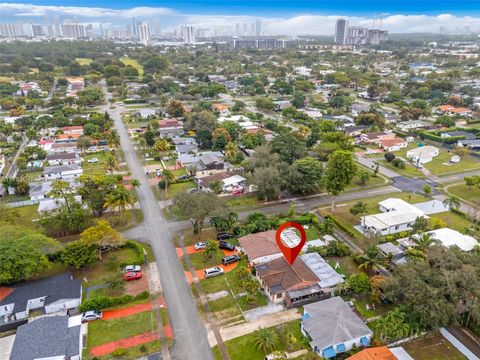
[392,176,439,194]
[0,335,15,360]
[101,81,213,360]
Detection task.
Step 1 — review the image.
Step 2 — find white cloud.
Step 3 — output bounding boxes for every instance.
[0,3,174,19]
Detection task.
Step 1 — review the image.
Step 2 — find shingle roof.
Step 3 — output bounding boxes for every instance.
[238,230,278,261]
[0,273,81,313]
[302,297,372,351]
[10,316,81,360]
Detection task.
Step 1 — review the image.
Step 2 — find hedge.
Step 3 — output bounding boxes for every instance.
[122,240,145,266]
[393,130,409,138]
[79,291,150,312]
[417,131,465,144]
[329,216,358,238]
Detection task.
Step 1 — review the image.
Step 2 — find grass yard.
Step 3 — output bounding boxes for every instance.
[429,211,478,237]
[200,261,267,316]
[95,340,161,360]
[185,251,225,270]
[326,256,359,276]
[225,195,262,210]
[82,152,110,175]
[446,183,480,202]
[423,150,480,175]
[120,57,144,77]
[179,228,218,247]
[4,204,41,230]
[86,311,157,350]
[212,319,309,360]
[319,192,429,249]
[76,57,93,65]
[402,333,467,360]
[160,180,195,199]
[378,159,426,179]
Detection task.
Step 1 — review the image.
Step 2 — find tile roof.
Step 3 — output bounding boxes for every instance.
[346,346,397,360]
[238,230,279,261]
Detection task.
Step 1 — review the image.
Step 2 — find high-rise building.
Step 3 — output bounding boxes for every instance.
[60,22,85,39]
[255,19,262,37]
[138,21,151,45]
[182,25,196,44]
[235,23,240,36]
[334,18,348,44]
[0,23,25,38]
[152,18,161,37]
[131,18,137,36]
[233,39,286,49]
[30,23,44,37]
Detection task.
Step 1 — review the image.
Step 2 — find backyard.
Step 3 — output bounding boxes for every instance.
[402,333,467,360]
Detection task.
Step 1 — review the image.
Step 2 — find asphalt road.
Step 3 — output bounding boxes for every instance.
[101,82,213,360]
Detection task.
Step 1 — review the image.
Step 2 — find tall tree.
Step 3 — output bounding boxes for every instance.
[323,150,357,212]
[287,157,323,195]
[79,220,124,259]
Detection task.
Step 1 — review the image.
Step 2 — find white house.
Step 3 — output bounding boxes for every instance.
[424,228,478,252]
[406,146,439,165]
[43,164,83,180]
[10,315,82,360]
[38,195,83,213]
[378,137,408,152]
[45,152,82,166]
[360,198,428,236]
[301,297,372,359]
[0,273,82,324]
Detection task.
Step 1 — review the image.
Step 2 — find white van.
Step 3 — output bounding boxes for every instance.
[204,267,224,278]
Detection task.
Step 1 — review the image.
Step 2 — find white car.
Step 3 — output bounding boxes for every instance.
[124,265,141,273]
[204,267,224,278]
[88,158,99,164]
[156,169,163,177]
[194,242,207,250]
[81,310,103,322]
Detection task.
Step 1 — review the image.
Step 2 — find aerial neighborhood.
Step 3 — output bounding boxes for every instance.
[1,10,480,360]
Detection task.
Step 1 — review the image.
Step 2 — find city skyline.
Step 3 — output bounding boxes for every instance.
[0,2,480,35]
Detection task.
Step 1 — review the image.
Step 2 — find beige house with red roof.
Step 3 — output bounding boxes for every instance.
[238,230,282,265]
[378,137,408,152]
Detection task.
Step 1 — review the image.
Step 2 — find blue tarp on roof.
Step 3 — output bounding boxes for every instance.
[336,343,346,352]
[360,336,370,346]
[302,312,311,321]
[322,346,336,359]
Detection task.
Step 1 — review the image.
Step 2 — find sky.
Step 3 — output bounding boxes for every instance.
[1,0,480,34]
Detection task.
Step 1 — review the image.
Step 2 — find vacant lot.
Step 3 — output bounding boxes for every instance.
[402,333,467,360]
[120,57,144,77]
[446,183,480,203]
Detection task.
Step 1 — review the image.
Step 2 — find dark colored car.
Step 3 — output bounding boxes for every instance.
[222,255,241,265]
[219,241,235,251]
[217,232,234,241]
[177,174,191,180]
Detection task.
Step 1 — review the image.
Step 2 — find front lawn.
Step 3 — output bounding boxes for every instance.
[378,160,426,179]
[212,319,310,360]
[225,195,262,210]
[186,251,225,270]
[401,333,467,360]
[86,311,157,351]
[424,151,480,176]
[82,152,110,175]
[446,183,480,203]
[160,180,195,199]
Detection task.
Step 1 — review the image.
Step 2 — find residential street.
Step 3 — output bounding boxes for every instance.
[101,81,213,360]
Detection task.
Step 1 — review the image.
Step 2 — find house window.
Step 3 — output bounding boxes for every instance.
[276,293,282,299]
[395,225,399,230]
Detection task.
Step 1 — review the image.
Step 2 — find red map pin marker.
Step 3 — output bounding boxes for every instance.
[275,221,307,265]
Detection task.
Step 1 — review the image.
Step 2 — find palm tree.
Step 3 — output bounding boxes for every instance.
[356,246,386,275]
[107,130,120,149]
[443,195,461,212]
[224,142,238,163]
[131,179,141,189]
[154,139,170,153]
[106,152,118,174]
[162,169,175,198]
[252,328,279,354]
[104,187,135,215]
[169,151,179,170]
[412,232,438,256]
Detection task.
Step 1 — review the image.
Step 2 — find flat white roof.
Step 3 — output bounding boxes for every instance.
[300,253,344,288]
[222,175,246,187]
[427,228,478,251]
[407,145,439,158]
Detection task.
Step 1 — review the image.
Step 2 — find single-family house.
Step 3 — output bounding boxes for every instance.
[344,125,367,137]
[378,137,408,152]
[437,105,473,117]
[138,109,157,119]
[45,152,82,166]
[10,315,83,360]
[273,100,291,111]
[299,107,322,119]
[406,146,439,165]
[0,273,82,324]
[301,297,372,359]
[351,103,370,117]
[38,195,83,213]
[60,126,84,135]
[238,230,281,265]
[195,172,244,192]
[358,132,395,145]
[347,346,414,360]
[423,228,478,252]
[158,118,184,138]
[377,242,407,265]
[441,131,476,140]
[397,120,429,132]
[29,181,53,201]
[212,103,230,116]
[457,139,480,149]
[44,164,83,180]
[360,198,428,236]
[49,143,78,154]
[179,151,235,177]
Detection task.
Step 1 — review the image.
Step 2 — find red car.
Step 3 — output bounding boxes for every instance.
[123,271,142,281]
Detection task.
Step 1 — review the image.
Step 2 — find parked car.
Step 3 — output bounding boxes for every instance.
[81,310,103,322]
[194,242,207,250]
[204,267,224,278]
[222,255,241,265]
[87,158,99,163]
[177,174,191,180]
[155,169,163,177]
[187,188,198,193]
[123,271,142,281]
[219,241,235,251]
[124,265,141,273]
[217,232,233,241]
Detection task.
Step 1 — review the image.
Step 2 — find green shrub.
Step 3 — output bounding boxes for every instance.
[121,240,145,266]
[112,348,127,356]
[79,291,149,312]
